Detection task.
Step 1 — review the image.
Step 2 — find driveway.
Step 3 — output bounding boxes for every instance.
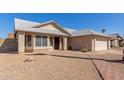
[0,50,102,80]
[89,49,124,80]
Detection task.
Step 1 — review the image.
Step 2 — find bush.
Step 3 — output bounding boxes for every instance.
[81,48,89,52]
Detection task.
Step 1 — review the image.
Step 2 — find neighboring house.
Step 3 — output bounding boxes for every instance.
[8,33,15,39]
[14,18,111,53]
[109,33,124,47]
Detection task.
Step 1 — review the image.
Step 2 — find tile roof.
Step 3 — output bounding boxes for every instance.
[15,18,69,36]
[71,29,111,37]
[14,18,39,29]
[14,18,110,37]
[64,28,77,34]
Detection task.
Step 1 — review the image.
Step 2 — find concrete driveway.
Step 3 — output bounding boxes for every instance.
[0,50,102,80]
[88,48,124,80]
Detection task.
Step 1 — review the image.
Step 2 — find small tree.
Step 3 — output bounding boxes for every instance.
[101,29,106,34]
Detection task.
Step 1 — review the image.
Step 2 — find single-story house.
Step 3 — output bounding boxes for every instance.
[108,33,124,47]
[14,18,111,53]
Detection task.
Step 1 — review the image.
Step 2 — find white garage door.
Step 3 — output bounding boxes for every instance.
[95,40,107,51]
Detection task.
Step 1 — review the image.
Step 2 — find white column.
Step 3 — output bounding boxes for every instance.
[53,37,55,48]
[63,37,67,50]
[47,36,50,48]
[59,37,62,50]
[32,34,35,49]
[107,40,110,49]
[18,32,25,53]
[92,38,96,51]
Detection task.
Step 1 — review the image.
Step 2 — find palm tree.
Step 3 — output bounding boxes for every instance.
[101,29,106,34]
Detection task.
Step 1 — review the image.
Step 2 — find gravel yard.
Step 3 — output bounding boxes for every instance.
[0,50,102,80]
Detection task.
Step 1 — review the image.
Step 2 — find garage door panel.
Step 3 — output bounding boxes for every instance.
[95,41,107,51]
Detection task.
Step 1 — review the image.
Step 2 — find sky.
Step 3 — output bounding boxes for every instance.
[0,13,124,38]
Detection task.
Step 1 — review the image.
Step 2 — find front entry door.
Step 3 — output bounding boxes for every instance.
[54,37,60,49]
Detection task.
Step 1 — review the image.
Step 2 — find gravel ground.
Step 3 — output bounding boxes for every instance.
[96,53,124,73]
[0,50,102,80]
[89,53,124,79]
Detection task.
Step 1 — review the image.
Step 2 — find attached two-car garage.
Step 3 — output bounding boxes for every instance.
[69,35,110,51]
[67,29,111,51]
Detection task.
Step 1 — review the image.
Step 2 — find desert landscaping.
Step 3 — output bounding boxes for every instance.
[0,48,123,80]
[0,50,101,80]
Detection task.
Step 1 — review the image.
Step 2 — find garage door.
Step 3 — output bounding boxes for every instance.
[95,40,107,51]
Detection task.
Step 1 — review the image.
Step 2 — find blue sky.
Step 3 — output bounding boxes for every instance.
[0,13,124,38]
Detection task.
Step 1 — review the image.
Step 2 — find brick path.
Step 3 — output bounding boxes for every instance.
[88,54,124,80]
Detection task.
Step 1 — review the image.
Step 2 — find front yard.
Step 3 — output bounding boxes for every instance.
[0,50,101,80]
[0,48,123,80]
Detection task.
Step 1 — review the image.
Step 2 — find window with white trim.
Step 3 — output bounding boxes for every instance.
[35,35,47,47]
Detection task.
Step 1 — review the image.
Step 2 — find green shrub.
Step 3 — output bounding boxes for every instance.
[81,48,89,52]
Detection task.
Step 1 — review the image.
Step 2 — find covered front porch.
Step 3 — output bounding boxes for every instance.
[17,32,68,53]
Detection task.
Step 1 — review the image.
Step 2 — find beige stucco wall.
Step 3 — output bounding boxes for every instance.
[41,24,58,31]
[38,23,69,35]
[69,36,92,51]
[17,31,68,53]
[18,32,25,53]
[16,22,69,53]
[69,35,110,51]
[94,35,110,41]
[17,29,110,52]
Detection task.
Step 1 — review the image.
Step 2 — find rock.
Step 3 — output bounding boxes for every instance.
[23,57,36,63]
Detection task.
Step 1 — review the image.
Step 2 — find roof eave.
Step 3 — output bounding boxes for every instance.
[71,34,112,38]
[16,29,69,37]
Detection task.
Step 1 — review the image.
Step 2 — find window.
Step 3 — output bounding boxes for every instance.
[42,36,47,46]
[35,35,47,47]
[25,35,32,46]
[36,35,41,46]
